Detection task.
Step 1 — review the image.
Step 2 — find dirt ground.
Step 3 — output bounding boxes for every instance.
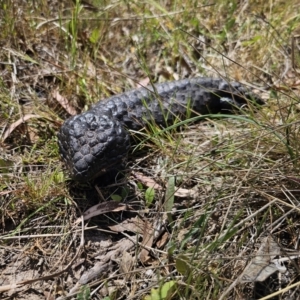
[2,1,300,299]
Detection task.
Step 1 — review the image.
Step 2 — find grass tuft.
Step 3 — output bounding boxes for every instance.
[1,0,300,299]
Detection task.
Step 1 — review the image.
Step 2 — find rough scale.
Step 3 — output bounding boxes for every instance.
[58,77,263,181]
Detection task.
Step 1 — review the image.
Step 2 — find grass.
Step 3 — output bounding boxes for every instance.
[1,0,300,299]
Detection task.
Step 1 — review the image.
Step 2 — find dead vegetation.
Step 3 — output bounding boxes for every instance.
[1,0,300,299]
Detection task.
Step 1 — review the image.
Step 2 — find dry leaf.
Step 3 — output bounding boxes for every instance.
[139,220,154,264]
[85,59,97,77]
[68,261,112,295]
[133,172,197,198]
[120,251,134,279]
[75,201,129,223]
[43,291,55,300]
[2,114,41,142]
[69,238,136,295]
[137,77,150,88]
[173,187,198,198]
[78,261,111,285]
[95,239,135,262]
[113,238,135,252]
[156,231,169,248]
[240,236,286,283]
[108,216,145,234]
[52,89,77,116]
[134,172,163,190]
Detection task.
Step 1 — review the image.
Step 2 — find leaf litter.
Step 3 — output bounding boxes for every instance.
[1,1,300,299]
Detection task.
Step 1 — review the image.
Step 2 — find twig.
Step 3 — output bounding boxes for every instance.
[0,216,85,293]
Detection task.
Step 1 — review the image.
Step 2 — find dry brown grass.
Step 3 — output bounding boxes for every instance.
[1,0,300,299]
